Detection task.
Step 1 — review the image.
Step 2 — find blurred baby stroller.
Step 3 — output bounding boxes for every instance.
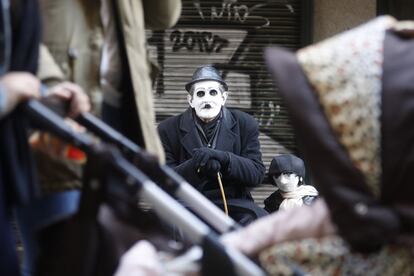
[22,98,266,276]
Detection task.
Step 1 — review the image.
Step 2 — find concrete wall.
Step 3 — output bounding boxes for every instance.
[313,0,377,42]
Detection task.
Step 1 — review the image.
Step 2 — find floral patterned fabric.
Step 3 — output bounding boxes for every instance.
[257,17,414,276]
[296,16,396,197]
[259,236,414,276]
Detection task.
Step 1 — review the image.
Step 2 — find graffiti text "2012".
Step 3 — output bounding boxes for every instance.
[170,30,229,53]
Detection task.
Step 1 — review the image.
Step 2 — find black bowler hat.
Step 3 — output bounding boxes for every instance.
[268,154,306,181]
[185,65,228,92]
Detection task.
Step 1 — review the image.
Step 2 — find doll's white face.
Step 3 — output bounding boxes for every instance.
[188,80,228,122]
[274,173,299,192]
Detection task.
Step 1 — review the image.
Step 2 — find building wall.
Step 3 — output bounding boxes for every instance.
[313,0,377,42]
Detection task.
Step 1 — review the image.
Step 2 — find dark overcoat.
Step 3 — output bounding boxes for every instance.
[0,1,41,275]
[158,107,267,221]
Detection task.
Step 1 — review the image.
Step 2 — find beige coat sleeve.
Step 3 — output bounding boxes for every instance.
[221,198,337,256]
[37,43,65,87]
[143,0,182,29]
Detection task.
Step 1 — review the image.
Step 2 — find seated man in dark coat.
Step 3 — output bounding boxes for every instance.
[157,65,267,225]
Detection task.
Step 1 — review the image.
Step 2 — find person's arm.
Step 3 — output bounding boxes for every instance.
[191,115,265,187]
[157,123,201,185]
[0,72,41,118]
[114,241,163,276]
[143,0,182,29]
[224,117,265,187]
[222,198,337,256]
[46,82,90,117]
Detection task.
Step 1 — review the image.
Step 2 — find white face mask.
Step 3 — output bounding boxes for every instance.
[188,80,228,122]
[274,173,299,192]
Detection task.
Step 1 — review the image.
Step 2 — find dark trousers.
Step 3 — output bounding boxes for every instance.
[101,102,144,147]
[102,102,124,134]
[0,181,19,276]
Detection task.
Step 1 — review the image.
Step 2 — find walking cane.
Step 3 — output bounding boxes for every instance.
[22,99,265,276]
[217,172,229,216]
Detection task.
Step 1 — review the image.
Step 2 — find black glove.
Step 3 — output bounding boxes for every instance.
[193,147,230,171]
[202,159,222,178]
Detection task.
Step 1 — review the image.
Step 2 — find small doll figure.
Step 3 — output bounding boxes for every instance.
[264,154,318,212]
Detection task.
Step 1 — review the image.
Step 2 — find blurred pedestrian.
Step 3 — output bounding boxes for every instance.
[27,1,181,275]
[0,0,89,275]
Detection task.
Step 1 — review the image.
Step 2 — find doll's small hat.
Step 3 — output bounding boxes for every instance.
[185,65,228,92]
[268,154,305,179]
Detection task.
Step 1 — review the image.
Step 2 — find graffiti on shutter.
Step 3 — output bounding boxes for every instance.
[147,0,311,206]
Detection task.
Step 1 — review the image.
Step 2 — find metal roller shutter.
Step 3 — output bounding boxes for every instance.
[147,0,312,207]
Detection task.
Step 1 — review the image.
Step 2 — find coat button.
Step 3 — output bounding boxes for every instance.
[60,62,70,75]
[89,32,103,51]
[354,203,368,215]
[68,47,79,59]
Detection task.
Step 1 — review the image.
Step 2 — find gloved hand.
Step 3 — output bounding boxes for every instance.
[193,147,230,172]
[201,159,221,178]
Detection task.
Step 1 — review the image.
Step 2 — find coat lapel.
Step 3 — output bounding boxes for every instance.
[215,108,237,152]
[180,108,203,156]
[180,108,237,155]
